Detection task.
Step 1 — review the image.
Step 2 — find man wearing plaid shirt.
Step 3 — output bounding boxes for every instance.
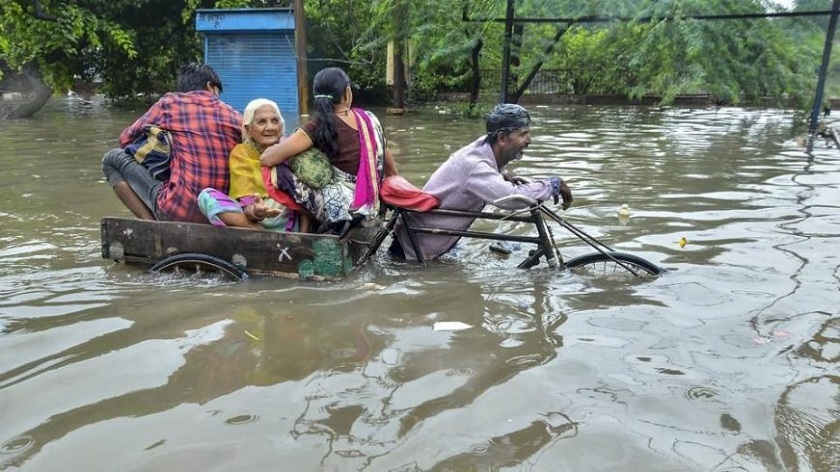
[102,63,242,223]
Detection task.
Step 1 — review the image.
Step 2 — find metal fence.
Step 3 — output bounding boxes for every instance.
[479,69,567,95]
[398,67,573,103]
[524,69,566,94]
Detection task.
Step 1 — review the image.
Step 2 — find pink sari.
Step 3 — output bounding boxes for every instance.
[350,108,383,216]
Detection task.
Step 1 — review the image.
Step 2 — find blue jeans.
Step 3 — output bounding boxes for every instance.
[101,148,164,218]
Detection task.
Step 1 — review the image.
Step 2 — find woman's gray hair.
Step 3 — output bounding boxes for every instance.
[242,98,284,145]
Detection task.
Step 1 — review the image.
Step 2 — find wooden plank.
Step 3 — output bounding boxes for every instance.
[100,217,377,279]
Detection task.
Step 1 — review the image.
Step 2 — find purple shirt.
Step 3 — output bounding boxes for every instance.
[395,136,554,261]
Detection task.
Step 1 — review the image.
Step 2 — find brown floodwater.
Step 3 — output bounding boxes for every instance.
[0,98,838,471]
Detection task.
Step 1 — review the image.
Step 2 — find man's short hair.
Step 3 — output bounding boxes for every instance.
[176,63,223,93]
[485,103,531,144]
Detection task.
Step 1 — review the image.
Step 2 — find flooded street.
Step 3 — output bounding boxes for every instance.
[0,99,838,471]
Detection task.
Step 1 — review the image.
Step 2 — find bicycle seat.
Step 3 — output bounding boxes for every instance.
[491,194,538,207]
[380,175,440,212]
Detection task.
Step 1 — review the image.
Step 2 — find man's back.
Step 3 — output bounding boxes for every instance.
[391,103,571,262]
[396,135,557,261]
[120,91,242,223]
[393,138,497,261]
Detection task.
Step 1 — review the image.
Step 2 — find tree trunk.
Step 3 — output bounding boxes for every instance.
[294,0,309,116]
[391,0,408,109]
[1,63,52,119]
[393,45,407,108]
[499,0,515,103]
[468,38,483,111]
[509,23,572,103]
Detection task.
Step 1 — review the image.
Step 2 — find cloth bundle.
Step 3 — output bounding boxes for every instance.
[125,124,172,181]
[287,147,334,189]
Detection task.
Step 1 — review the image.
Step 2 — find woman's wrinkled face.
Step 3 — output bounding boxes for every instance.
[246,105,283,150]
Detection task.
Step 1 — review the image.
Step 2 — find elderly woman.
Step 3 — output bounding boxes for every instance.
[198,98,299,231]
[260,67,398,234]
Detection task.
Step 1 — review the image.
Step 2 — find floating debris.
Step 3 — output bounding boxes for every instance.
[618,204,631,218]
[244,330,260,341]
[433,321,473,331]
[360,282,385,290]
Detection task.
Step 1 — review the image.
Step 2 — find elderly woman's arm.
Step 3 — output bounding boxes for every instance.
[260,129,312,166]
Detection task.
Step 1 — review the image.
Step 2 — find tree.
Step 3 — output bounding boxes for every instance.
[491,0,823,106]
[0,0,290,119]
[409,0,501,110]
[303,0,392,99]
[304,0,502,111]
[619,0,819,106]
[0,0,834,119]
[0,0,138,118]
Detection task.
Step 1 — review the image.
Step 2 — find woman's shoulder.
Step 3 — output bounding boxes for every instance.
[358,108,381,123]
[300,119,319,135]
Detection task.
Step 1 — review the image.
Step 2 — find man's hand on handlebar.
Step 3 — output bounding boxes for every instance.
[510,174,573,210]
[548,177,573,210]
[558,179,573,210]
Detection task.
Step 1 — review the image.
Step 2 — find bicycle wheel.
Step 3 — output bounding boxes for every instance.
[564,251,662,277]
[149,253,248,281]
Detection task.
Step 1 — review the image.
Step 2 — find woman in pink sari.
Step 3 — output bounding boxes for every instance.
[260,67,398,234]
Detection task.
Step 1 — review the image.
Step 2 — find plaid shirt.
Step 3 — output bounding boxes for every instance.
[120,91,242,223]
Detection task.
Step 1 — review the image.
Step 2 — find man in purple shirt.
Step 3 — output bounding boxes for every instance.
[392,103,573,261]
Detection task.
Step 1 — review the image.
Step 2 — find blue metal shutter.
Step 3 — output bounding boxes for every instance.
[206,32,299,125]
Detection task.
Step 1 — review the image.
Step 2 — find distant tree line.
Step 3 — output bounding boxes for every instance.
[0,0,836,118]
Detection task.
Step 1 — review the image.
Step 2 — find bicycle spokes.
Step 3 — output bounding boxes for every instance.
[537,203,644,277]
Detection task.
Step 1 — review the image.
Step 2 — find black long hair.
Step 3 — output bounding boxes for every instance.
[176,63,222,93]
[311,67,351,158]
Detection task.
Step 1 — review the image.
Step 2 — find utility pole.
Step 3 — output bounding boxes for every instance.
[294,0,308,117]
[808,0,840,139]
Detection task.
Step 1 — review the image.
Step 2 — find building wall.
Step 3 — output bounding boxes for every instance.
[198,8,299,124]
[206,32,298,119]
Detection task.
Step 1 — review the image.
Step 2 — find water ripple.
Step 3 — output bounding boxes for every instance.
[1,105,837,471]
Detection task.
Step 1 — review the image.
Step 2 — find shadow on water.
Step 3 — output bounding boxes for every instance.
[0,99,838,471]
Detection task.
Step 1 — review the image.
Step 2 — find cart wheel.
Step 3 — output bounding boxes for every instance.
[564,251,662,277]
[149,253,248,281]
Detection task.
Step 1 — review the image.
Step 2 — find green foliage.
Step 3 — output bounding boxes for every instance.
[0,0,136,90]
[0,0,834,114]
[407,0,502,100]
[0,0,285,101]
[303,0,394,94]
[546,26,633,94]
[792,0,835,30]
[489,0,826,107]
[614,0,822,106]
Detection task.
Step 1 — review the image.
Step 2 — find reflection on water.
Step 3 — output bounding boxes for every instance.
[0,100,838,471]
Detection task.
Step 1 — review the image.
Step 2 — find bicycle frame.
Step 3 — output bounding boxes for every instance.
[364,196,653,277]
[365,201,562,269]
